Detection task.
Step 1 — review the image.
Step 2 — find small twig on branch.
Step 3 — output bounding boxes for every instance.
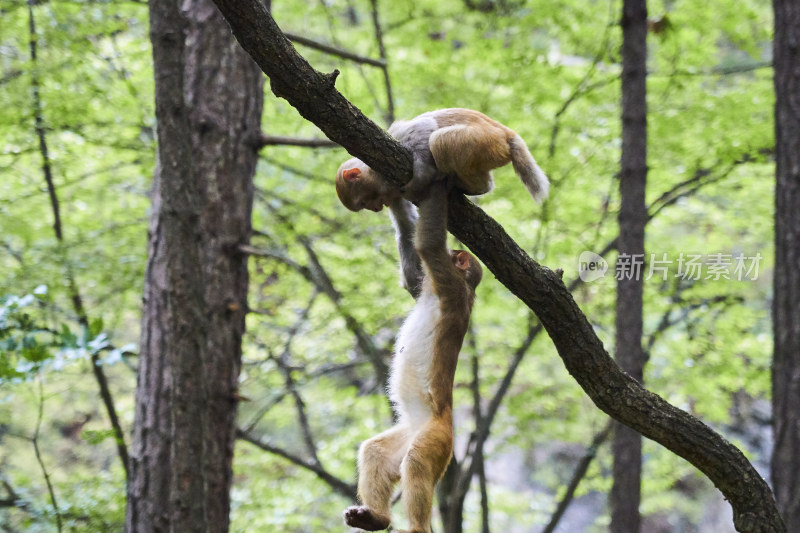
[312,0,386,116]
[284,30,386,68]
[257,133,339,148]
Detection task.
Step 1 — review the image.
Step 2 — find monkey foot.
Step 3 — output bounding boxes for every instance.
[343,506,390,531]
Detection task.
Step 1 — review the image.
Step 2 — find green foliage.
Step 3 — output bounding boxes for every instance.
[0,287,53,380]
[0,0,777,530]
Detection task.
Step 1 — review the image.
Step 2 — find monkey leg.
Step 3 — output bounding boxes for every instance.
[344,424,411,531]
[429,125,510,195]
[398,416,454,533]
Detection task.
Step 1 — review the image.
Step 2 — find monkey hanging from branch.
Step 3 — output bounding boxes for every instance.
[335,108,550,212]
[343,182,482,533]
[339,109,549,531]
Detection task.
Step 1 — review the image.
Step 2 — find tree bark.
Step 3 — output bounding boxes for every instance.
[126,1,263,531]
[611,0,647,531]
[186,3,263,529]
[771,0,800,529]
[207,2,785,530]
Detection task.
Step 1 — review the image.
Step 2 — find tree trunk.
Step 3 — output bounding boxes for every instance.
[771,0,800,529]
[610,0,647,531]
[126,0,263,531]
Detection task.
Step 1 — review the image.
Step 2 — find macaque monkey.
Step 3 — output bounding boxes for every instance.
[343,183,482,533]
[336,108,550,212]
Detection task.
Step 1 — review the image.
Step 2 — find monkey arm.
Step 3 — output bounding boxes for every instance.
[414,183,463,299]
[388,198,423,299]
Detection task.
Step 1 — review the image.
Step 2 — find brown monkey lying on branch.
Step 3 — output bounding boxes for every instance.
[343,183,482,533]
[336,108,550,212]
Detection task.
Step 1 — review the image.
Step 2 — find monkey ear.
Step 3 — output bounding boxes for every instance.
[342,168,362,181]
[455,251,471,271]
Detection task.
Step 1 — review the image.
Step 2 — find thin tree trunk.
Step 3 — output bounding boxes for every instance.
[126,0,263,531]
[610,0,647,531]
[771,0,800,529]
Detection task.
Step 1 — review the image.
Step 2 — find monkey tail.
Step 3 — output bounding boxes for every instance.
[508,135,550,203]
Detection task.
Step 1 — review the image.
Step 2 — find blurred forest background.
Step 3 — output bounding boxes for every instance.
[0,0,789,532]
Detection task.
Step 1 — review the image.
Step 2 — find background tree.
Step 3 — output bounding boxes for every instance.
[126,0,263,530]
[610,0,647,530]
[771,0,800,529]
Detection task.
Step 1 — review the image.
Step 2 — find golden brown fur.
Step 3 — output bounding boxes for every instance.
[428,109,515,194]
[344,183,481,533]
[335,108,549,212]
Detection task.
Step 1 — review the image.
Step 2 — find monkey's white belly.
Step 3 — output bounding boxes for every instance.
[388,292,440,429]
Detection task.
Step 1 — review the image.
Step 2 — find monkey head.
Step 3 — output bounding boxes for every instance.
[336,158,401,212]
[452,250,482,291]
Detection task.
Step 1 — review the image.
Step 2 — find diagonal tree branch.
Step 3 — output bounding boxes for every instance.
[209,2,784,530]
[543,421,613,533]
[236,428,357,500]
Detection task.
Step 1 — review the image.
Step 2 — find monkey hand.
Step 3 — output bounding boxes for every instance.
[401,179,427,205]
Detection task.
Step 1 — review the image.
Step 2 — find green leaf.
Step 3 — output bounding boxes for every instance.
[89,317,104,337]
[82,428,117,445]
[20,342,49,363]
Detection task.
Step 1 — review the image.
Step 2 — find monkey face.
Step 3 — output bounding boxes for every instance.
[336,158,400,212]
[451,250,483,290]
[356,190,388,212]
